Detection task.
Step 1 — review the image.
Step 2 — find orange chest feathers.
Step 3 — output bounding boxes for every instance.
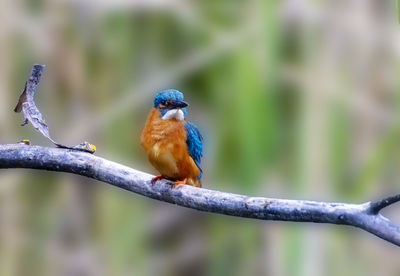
[140,108,200,186]
[141,108,187,154]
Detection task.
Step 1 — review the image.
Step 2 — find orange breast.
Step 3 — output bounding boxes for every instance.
[140,108,201,187]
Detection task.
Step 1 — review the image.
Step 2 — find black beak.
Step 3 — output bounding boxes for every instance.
[171,100,189,109]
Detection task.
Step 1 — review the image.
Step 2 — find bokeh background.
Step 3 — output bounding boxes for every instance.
[1,0,400,275]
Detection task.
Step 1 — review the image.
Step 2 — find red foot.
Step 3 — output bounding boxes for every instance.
[151,175,164,185]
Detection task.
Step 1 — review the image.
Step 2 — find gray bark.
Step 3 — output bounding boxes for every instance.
[0,144,399,246]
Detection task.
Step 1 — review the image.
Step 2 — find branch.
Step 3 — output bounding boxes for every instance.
[13,64,95,153]
[1,144,400,246]
[370,194,400,214]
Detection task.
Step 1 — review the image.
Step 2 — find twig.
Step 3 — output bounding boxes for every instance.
[0,144,399,246]
[13,64,95,153]
[370,194,400,214]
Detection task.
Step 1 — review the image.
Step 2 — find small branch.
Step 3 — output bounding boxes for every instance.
[13,64,95,153]
[370,194,400,214]
[14,65,50,139]
[0,144,399,246]
[14,64,45,113]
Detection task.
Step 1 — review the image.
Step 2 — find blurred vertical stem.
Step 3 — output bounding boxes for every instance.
[96,188,149,275]
[328,97,351,196]
[206,1,281,275]
[287,12,325,276]
[398,0,400,24]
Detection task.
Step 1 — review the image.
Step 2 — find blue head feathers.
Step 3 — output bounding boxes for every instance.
[154,89,188,115]
[154,89,184,107]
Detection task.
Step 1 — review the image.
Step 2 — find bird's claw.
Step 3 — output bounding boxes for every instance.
[151,175,164,185]
[173,178,187,187]
[151,176,187,188]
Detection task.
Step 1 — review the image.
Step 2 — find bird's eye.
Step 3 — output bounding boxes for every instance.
[160,100,167,106]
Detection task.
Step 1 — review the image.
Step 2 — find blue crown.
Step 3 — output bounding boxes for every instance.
[153,89,184,107]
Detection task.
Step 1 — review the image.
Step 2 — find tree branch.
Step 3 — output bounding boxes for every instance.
[0,144,399,246]
[370,194,400,214]
[13,64,95,153]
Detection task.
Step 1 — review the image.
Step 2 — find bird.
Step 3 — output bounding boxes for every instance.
[141,89,203,187]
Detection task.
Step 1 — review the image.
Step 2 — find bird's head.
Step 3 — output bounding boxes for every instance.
[153,89,189,120]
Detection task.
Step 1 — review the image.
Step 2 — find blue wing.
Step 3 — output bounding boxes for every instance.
[185,121,203,180]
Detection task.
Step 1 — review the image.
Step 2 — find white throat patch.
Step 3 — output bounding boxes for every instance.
[162,109,185,121]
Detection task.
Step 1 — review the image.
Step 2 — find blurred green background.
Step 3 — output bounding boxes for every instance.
[1,0,400,275]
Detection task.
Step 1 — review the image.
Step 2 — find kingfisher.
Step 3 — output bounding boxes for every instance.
[141,89,203,187]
